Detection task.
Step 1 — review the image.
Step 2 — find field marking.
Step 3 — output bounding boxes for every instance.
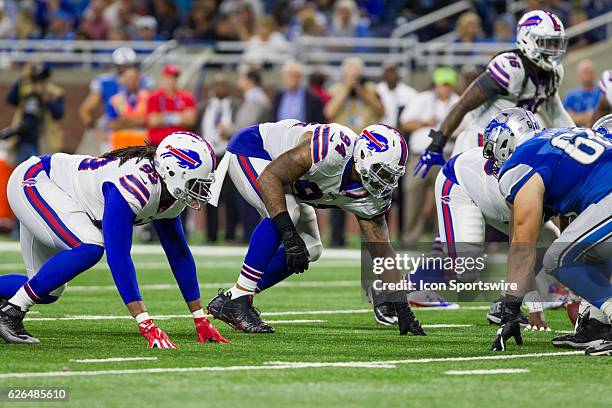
[445,368,530,376]
[264,319,326,324]
[0,351,582,380]
[70,357,159,363]
[422,324,472,328]
[25,307,489,322]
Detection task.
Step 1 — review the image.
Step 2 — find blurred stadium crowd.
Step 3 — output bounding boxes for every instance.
[0,0,610,246]
[0,0,609,43]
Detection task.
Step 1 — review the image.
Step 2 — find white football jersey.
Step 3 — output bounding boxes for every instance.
[447,147,509,233]
[49,153,185,226]
[291,123,391,219]
[467,51,564,134]
[599,69,612,106]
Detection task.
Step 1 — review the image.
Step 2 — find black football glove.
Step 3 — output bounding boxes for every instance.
[273,212,309,274]
[491,318,523,351]
[393,300,426,336]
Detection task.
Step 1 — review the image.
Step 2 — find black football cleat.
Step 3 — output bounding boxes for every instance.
[367,287,398,326]
[393,302,426,336]
[487,299,528,325]
[553,318,610,349]
[206,290,275,333]
[585,331,612,355]
[491,318,523,351]
[0,301,40,344]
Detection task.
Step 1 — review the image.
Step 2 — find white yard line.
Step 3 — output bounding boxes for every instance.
[70,357,159,363]
[445,368,530,376]
[25,307,488,322]
[422,324,472,328]
[0,351,581,380]
[262,319,326,324]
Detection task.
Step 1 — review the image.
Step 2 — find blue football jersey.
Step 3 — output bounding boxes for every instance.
[499,128,612,216]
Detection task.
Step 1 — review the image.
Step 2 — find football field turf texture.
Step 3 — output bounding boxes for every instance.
[0,243,609,408]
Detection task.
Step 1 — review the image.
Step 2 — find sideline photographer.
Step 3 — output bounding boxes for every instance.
[4,63,65,164]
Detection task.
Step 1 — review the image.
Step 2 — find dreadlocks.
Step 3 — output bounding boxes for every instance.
[100,143,157,165]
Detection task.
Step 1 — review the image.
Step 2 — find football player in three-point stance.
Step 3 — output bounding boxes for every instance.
[484,114,612,353]
[205,119,425,336]
[0,132,228,347]
[414,9,574,179]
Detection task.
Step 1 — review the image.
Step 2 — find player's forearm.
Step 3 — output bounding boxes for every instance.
[259,172,289,218]
[439,82,487,140]
[506,243,537,297]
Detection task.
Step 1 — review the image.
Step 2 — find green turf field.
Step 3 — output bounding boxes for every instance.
[0,245,609,408]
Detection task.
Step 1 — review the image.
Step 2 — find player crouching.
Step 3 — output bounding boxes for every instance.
[205,120,425,336]
[0,132,228,347]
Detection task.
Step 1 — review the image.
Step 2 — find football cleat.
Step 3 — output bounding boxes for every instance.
[407,290,459,309]
[367,287,398,326]
[206,290,275,333]
[552,318,610,349]
[394,302,426,336]
[491,318,523,351]
[0,301,40,344]
[486,299,528,325]
[585,332,612,356]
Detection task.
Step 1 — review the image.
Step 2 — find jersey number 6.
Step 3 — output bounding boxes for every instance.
[550,132,609,165]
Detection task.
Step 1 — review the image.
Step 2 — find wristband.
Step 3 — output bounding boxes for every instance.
[272,212,296,236]
[524,290,544,313]
[427,129,447,153]
[192,309,206,319]
[135,312,151,324]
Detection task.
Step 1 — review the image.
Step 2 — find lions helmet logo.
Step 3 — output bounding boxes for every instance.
[360,129,389,152]
[160,145,202,170]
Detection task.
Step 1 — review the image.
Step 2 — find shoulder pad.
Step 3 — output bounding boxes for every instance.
[486,52,525,97]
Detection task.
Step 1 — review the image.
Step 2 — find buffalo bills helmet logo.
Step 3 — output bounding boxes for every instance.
[519,15,542,28]
[361,129,389,152]
[22,178,37,187]
[160,145,202,170]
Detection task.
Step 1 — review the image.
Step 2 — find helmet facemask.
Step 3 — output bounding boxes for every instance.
[171,175,215,211]
[532,34,567,69]
[358,161,404,199]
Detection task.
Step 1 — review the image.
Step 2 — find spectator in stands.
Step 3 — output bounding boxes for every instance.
[324,57,384,246]
[214,12,240,41]
[146,64,197,146]
[399,67,459,247]
[35,0,76,37]
[452,11,484,44]
[0,0,15,39]
[200,73,240,243]
[489,13,515,43]
[308,71,331,106]
[563,59,601,127]
[78,0,110,40]
[328,0,370,38]
[6,63,65,161]
[15,7,42,40]
[229,2,257,41]
[104,0,138,40]
[272,60,325,123]
[44,10,76,40]
[152,0,182,40]
[227,68,271,241]
[547,0,571,26]
[176,0,216,41]
[243,15,289,65]
[106,66,149,150]
[135,15,160,41]
[376,60,417,129]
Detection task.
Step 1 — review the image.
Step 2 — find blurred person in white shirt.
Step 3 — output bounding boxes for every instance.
[200,74,240,243]
[376,61,417,128]
[399,67,460,246]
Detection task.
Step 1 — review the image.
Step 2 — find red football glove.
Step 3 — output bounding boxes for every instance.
[194,317,230,343]
[138,319,177,349]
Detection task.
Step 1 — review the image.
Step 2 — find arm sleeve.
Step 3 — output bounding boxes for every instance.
[153,217,200,303]
[101,182,142,304]
[474,72,507,98]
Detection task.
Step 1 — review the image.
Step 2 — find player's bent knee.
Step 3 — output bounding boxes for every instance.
[74,243,105,267]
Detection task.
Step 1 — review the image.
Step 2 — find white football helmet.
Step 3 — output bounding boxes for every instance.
[516,10,567,71]
[593,114,612,139]
[483,107,541,166]
[112,47,137,66]
[154,131,216,210]
[354,124,407,198]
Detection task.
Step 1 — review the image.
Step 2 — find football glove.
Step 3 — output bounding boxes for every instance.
[491,318,523,351]
[273,212,309,274]
[195,317,230,343]
[393,302,426,336]
[413,129,447,179]
[138,319,177,349]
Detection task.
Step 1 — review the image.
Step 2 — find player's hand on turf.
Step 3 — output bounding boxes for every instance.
[394,302,426,336]
[282,230,310,274]
[195,317,230,343]
[526,311,550,331]
[491,318,523,351]
[138,319,177,349]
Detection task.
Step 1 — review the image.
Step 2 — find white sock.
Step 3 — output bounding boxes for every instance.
[599,300,612,324]
[227,263,263,299]
[9,287,35,312]
[227,285,253,299]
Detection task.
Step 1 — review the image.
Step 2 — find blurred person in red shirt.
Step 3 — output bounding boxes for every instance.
[146,64,197,146]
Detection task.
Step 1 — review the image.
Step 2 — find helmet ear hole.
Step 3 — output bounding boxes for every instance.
[360,150,366,159]
[168,170,175,177]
